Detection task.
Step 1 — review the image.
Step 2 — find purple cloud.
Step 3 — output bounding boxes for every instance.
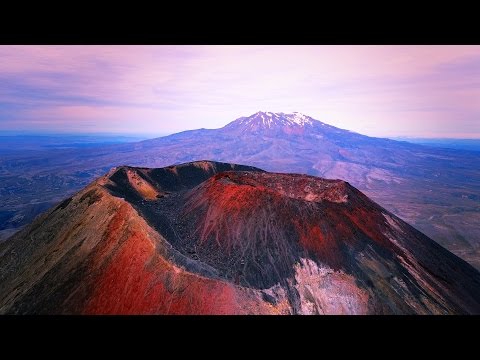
[0,45,479,137]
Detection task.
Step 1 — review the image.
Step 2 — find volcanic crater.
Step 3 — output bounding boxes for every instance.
[1,160,480,314]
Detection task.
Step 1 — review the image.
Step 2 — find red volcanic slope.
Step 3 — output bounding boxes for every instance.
[1,160,480,314]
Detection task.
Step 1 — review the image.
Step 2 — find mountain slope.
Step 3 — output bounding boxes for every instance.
[1,112,479,270]
[1,161,479,315]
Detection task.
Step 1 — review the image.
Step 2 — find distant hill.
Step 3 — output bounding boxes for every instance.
[393,137,480,152]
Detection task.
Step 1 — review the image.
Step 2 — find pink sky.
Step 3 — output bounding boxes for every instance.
[0,45,479,137]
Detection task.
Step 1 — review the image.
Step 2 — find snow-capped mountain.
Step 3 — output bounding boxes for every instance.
[222,111,332,134]
[233,111,317,127]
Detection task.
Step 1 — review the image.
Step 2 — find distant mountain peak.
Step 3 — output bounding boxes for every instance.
[250,111,315,126]
[224,111,321,133]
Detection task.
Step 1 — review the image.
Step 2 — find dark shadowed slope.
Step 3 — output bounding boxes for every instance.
[1,161,479,315]
[1,112,479,271]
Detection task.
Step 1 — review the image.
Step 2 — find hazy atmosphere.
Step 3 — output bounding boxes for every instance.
[2,45,480,315]
[1,45,479,138]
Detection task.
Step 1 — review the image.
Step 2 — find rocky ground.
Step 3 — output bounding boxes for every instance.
[1,161,479,315]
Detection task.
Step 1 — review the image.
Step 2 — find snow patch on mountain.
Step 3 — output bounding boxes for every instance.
[231,111,320,130]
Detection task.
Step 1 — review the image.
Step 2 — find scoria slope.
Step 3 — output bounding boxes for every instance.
[1,160,480,315]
